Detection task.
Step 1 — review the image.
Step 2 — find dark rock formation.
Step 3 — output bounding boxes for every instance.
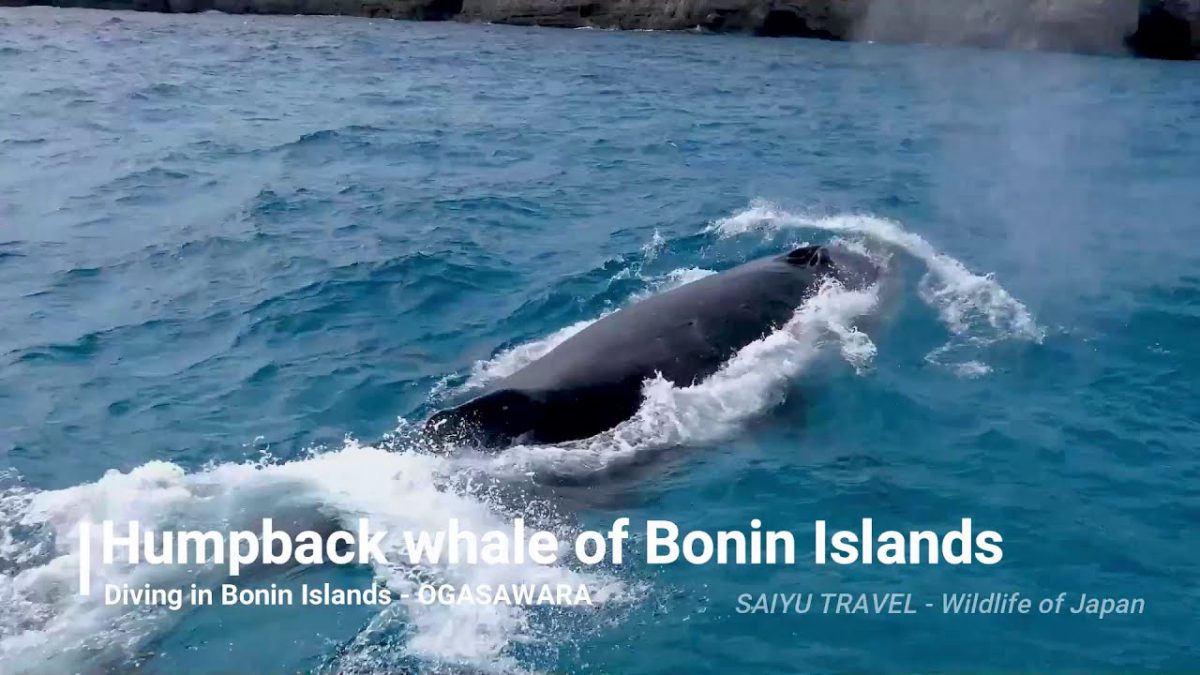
[40,0,459,18]
[1129,0,1198,58]
[453,0,859,35]
[10,0,1200,59]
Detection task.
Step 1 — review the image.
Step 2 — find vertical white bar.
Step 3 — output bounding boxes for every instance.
[79,520,91,596]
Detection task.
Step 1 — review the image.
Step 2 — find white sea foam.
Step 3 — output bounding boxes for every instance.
[709,200,1044,372]
[0,443,626,673]
[950,360,993,378]
[480,278,880,478]
[628,266,715,301]
[641,228,666,261]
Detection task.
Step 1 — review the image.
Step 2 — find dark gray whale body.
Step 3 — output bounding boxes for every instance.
[427,245,877,448]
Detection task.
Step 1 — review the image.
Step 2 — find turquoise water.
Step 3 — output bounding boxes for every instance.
[2,6,1199,673]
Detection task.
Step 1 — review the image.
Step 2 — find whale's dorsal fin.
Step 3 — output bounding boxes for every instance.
[785,245,831,267]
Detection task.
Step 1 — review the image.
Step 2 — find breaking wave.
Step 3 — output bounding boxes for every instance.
[0,443,628,673]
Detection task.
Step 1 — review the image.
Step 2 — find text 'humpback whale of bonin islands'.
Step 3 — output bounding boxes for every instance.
[427,244,879,449]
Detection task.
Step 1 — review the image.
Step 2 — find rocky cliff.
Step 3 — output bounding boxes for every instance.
[18,0,1200,59]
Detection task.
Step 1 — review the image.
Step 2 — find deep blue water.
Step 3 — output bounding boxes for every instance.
[1,6,1199,673]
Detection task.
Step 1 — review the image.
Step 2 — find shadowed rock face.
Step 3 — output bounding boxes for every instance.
[12,0,1199,59]
[1130,0,1198,59]
[454,0,859,34]
[40,0,460,18]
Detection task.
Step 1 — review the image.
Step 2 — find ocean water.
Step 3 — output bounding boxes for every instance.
[1,6,1199,673]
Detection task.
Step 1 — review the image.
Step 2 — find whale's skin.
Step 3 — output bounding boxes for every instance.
[427,245,877,448]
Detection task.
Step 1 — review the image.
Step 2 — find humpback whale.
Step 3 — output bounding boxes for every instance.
[427,245,878,448]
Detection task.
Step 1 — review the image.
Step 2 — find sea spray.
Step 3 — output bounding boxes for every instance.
[709,201,1044,372]
[0,443,628,672]
[480,278,881,478]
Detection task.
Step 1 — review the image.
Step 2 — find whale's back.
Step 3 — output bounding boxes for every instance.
[428,245,876,447]
[502,255,811,392]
